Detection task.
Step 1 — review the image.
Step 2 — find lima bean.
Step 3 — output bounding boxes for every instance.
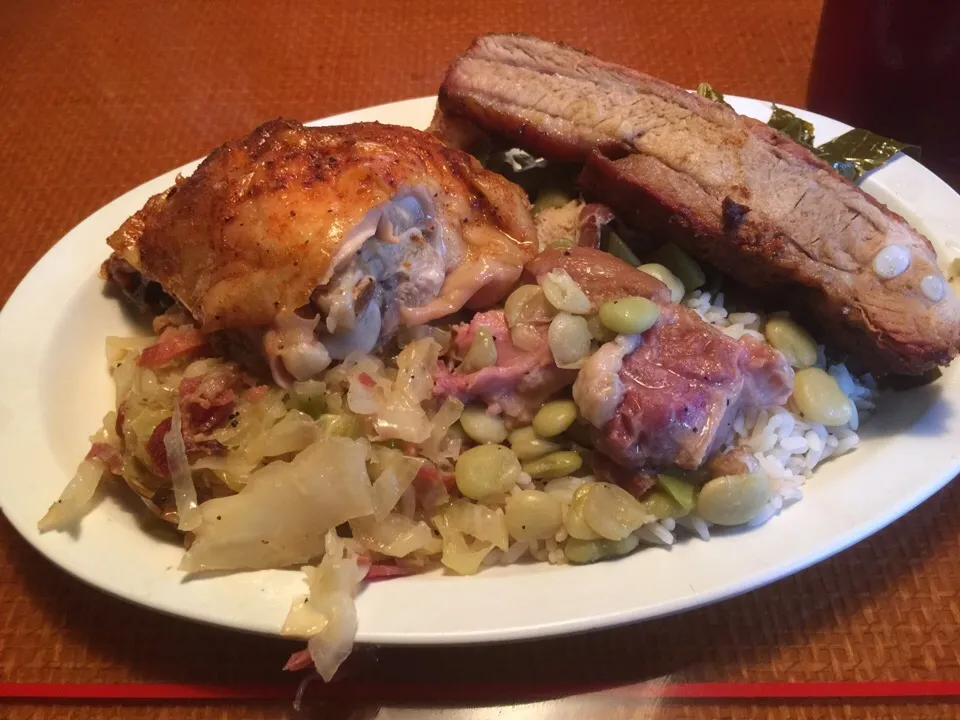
[504,285,555,327]
[638,263,685,302]
[563,483,601,540]
[460,327,497,374]
[522,450,583,479]
[542,270,594,315]
[640,490,688,519]
[548,313,592,367]
[564,534,640,564]
[508,426,562,460]
[455,444,521,500]
[598,297,660,335]
[459,406,508,444]
[695,473,773,526]
[532,400,578,438]
[764,316,818,369]
[792,367,852,426]
[504,490,563,541]
[510,323,542,352]
[583,482,652,540]
[587,314,617,342]
[504,285,542,325]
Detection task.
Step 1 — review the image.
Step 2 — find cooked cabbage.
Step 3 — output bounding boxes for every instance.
[350,514,440,557]
[282,532,367,682]
[180,436,374,572]
[419,396,464,466]
[373,338,441,442]
[433,513,493,576]
[440,499,509,551]
[38,414,119,531]
[38,459,106,532]
[369,446,424,520]
[165,404,201,531]
[242,409,320,463]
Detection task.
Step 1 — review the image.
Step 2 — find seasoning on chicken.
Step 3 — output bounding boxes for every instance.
[103,119,537,386]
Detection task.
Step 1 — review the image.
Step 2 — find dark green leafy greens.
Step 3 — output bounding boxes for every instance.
[766,104,917,182]
[697,82,917,182]
[696,83,732,108]
[814,128,919,182]
[768,104,815,147]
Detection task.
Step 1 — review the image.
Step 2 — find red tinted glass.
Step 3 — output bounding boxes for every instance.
[807,0,960,188]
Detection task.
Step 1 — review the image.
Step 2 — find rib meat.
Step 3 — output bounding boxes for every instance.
[437,34,960,375]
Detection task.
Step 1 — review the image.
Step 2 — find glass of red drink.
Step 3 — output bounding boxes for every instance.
[807,0,960,188]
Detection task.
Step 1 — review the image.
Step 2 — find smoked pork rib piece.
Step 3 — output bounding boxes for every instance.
[527,249,793,469]
[438,34,960,375]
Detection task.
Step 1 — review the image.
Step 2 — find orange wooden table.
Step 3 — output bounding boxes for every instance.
[2,2,959,718]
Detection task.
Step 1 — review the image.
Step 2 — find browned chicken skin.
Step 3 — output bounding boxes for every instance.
[105,119,537,383]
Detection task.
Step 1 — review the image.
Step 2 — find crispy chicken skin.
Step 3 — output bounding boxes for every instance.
[106,119,536,334]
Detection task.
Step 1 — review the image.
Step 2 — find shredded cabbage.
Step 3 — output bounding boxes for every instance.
[112,354,139,407]
[49,298,650,684]
[165,404,201,531]
[38,459,106,532]
[242,409,320,464]
[180,436,374,572]
[419,396,464,465]
[433,514,493,576]
[373,338,441,442]
[369,446,424,520]
[351,514,440,557]
[38,414,119,531]
[346,372,382,415]
[105,335,155,365]
[282,531,367,682]
[440,499,509,551]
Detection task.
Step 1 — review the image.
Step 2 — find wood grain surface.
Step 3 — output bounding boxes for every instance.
[2,1,959,719]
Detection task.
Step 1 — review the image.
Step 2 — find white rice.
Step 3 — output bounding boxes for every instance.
[616,290,877,545]
[654,289,875,543]
[636,522,675,546]
[492,289,876,561]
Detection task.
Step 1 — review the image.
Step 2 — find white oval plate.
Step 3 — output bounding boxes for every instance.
[2,96,959,645]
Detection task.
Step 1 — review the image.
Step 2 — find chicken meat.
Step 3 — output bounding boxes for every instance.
[104,119,537,385]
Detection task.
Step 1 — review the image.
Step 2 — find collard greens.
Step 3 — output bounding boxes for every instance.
[697,82,917,182]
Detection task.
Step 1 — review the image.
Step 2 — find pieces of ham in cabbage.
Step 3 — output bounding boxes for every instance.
[346,337,444,443]
[282,531,368,682]
[38,412,120,532]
